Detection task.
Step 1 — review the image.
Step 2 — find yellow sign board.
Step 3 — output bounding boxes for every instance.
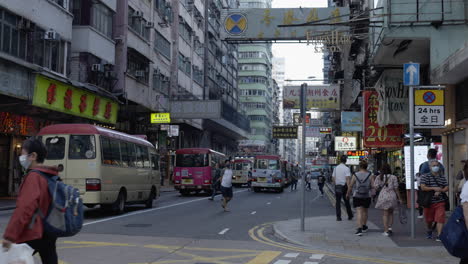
[32,75,119,124]
[151,113,171,123]
[414,90,444,106]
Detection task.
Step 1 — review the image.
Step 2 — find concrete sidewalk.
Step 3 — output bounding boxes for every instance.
[0,198,16,211]
[271,183,459,264]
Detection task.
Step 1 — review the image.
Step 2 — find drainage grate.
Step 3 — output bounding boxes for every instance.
[124,224,152,227]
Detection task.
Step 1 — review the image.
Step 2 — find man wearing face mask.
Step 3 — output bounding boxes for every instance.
[2,138,60,264]
[420,160,449,241]
[419,148,445,176]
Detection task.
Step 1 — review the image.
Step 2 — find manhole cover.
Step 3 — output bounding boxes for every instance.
[124,224,152,227]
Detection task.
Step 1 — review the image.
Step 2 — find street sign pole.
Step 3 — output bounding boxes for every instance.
[409,86,415,239]
[300,83,307,232]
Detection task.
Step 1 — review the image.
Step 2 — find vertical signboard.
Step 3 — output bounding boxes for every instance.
[363,91,405,148]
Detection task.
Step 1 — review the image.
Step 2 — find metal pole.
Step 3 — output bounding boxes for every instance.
[409,85,415,239]
[300,83,307,232]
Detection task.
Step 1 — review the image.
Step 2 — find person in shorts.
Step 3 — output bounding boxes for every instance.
[420,160,449,241]
[347,160,374,236]
[221,160,233,212]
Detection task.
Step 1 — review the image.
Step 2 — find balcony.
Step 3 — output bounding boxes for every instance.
[72,26,116,64]
[370,0,466,77]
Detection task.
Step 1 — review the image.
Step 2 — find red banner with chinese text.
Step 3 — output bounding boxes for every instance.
[363,91,405,148]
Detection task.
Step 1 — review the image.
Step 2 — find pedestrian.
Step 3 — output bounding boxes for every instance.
[415,172,424,218]
[420,159,449,241]
[290,167,298,191]
[374,164,402,236]
[1,138,60,264]
[419,148,445,175]
[457,162,468,264]
[209,162,222,201]
[220,160,233,212]
[317,172,326,196]
[332,155,354,221]
[247,167,253,191]
[347,160,373,236]
[306,172,312,191]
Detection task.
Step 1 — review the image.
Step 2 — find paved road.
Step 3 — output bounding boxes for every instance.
[0,183,425,264]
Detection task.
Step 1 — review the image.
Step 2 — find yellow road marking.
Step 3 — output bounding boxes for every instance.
[61,241,136,247]
[184,246,262,253]
[245,251,281,264]
[249,224,416,264]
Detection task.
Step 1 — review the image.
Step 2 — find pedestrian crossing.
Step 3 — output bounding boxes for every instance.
[272,252,325,264]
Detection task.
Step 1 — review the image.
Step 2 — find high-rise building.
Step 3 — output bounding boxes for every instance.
[238,0,275,153]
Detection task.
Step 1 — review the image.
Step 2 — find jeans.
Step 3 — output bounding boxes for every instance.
[318,183,324,194]
[291,180,297,191]
[26,232,58,264]
[335,185,353,219]
[211,183,219,199]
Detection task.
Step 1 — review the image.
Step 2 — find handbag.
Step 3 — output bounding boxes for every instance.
[440,206,468,258]
[419,190,434,208]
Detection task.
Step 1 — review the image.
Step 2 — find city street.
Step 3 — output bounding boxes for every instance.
[0,183,446,264]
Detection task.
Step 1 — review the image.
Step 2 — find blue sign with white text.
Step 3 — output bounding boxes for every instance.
[403,63,420,86]
[341,112,363,132]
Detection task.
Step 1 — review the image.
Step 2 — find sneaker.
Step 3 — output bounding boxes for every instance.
[362,225,369,233]
[426,230,433,239]
[417,215,424,219]
[348,215,354,221]
[383,232,390,237]
[436,236,441,242]
[388,228,393,235]
[355,228,363,236]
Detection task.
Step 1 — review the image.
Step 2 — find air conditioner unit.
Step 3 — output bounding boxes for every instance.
[145,21,154,28]
[133,11,144,18]
[135,70,145,77]
[44,30,60,41]
[91,64,104,72]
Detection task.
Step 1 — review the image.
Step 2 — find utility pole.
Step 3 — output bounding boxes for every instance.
[300,83,307,232]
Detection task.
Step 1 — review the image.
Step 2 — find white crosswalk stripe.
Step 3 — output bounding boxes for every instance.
[304,262,319,264]
[284,253,300,258]
[273,260,291,264]
[310,254,325,259]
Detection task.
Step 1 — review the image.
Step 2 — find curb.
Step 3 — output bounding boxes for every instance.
[0,206,15,211]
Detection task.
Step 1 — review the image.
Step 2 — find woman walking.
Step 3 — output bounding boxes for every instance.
[347,160,374,236]
[374,164,402,236]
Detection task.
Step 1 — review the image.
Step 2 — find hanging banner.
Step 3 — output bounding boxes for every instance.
[363,91,405,148]
[273,126,298,139]
[283,85,340,110]
[341,112,362,132]
[221,7,350,41]
[375,69,409,127]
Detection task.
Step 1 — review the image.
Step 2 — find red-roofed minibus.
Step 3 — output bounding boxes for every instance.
[173,148,225,196]
[251,155,284,193]
[38,124,160,214]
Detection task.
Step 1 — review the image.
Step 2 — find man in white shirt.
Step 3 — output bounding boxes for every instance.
[332,155,354,221]
[221,160,233,212]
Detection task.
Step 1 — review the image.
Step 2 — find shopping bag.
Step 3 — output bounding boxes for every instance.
[398,202,408,224]
[440,206,468,259]
[0,244,34,264]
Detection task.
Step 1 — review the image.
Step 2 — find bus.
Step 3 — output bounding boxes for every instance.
[38,124,160,214]
[232,158,253,187]
[173,148,225,196]
[251,155,285,193]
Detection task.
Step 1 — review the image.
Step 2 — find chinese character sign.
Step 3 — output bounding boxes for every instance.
[363,91,404,148]
[335,136,357,151]
[283,85,340,110]
[33,75,119,124]
[273,126,298,139]
[221,8,349,41]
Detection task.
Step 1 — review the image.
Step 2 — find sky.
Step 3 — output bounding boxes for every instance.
[272,0,328,84]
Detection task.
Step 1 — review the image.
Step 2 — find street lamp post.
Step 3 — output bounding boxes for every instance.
[300,83,307,232]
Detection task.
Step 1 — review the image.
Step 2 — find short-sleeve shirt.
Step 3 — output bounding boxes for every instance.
[221,169,233,188]
[461,181,468,203]
[420,173,448,204]
[333,163,351,185]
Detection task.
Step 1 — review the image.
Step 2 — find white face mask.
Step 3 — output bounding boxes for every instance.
[19,154,32,170]
[431,166,440,173]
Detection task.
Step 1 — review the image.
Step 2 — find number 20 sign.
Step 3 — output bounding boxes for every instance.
[363,91,405,148]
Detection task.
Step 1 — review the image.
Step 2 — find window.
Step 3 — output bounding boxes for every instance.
[69,135,96,159]
[154,31,171,59]
[238,51,268,59]
[239,76,268,84]
[268,160,279,170]
[255,159,268,169]
[176,154,209,167]
[127,50,149,84]
[120,142,130,167]
[239,64,267,71]
[101,137,121,166]
[179,20,192,43]
[135,145,149,168]
[155,0,173,23]
[45,137,66,160]
[244,102,267,109]
[128,7,150,41]
[127,143,136,167]
[178,53,191,76]
[152,71,170,94]
[51,0,70,10]
[91,2,113,38]
[193,66,203,85]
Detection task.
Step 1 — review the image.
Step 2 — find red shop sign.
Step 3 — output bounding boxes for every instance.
[363,91,405,148]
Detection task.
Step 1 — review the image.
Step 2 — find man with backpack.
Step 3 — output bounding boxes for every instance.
[346,160,374,236]
[2,138,83,264]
